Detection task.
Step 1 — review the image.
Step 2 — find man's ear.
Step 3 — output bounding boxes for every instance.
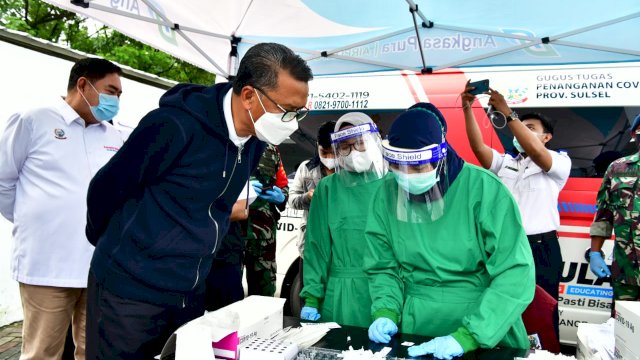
[239,86,255,111]
[76,77,88,92]
[543,133,553,144]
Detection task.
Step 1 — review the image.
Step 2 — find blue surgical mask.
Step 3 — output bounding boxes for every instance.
[512,137,524,153]
[391,168,439,195]
[80,82,120,121]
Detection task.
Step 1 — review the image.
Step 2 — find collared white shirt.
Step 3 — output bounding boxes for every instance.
[0,98,123,287]
[223,88,251,148]
[490,148,571,235]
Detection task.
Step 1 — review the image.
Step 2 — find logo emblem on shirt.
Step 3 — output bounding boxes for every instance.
[53,128,67,140]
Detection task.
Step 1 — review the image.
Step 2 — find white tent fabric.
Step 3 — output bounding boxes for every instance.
[43,0,640,77]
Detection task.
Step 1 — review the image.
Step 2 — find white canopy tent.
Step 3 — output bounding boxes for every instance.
[42,0,640,78]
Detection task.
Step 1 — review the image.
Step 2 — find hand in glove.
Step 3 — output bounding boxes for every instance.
[589,251,611,278]
[408,335,464,359]
[368,317,398,344]
[259,186,285,204]
[250,179,263,196]
[300,306,321,321]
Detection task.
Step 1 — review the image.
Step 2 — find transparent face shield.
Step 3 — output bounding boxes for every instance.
[382,140,449,222]
[330,123,387,186]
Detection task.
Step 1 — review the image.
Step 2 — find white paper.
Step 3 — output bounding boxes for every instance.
[175,324,215,360]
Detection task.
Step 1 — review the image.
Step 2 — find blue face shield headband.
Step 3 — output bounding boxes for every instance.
[331,123,382,174]
[330,123,379,143]
[383,141,447,195]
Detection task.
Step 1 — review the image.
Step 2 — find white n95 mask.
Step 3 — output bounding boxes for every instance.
[342,151,373,172]
[319,156,336,170]
[249,110,298,145]
[249,89,299,145]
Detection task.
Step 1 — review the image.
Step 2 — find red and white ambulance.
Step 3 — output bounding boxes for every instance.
[275,61,640,345]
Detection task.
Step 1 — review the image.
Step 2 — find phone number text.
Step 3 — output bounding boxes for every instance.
[308,100,369,110]
[309,91,370,99]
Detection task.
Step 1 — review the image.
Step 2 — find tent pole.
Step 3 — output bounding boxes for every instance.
[433,41,537,71]
[71,2,167,27]
[552,11,640,40]
[69,0,230,75]
[329,54,419,72]
[408,4,539,42]
[138,0,228,77]
[552,40,640,57]
[228,35,241,78]
[406,0,430,73]
[72,2,231,40]
[303,27,414,62]
[241,38,320,57]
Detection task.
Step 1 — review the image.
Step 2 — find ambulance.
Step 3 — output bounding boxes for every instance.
[274,61,640,345]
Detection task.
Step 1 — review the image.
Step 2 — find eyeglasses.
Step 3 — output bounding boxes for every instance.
[336,138,367,156]
[254,87,309,122]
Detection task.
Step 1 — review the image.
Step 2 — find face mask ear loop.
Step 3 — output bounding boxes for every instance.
[253,88,268,113]
[87,81,100,95]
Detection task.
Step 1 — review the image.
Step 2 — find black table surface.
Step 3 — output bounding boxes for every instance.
[286,317,531,359]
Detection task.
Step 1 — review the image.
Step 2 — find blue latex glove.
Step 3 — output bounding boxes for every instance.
[589,251,611,278]
[300,306,321,321]
[368,317,398,343]
[408,335,464,359]
[250,179,263,196]
[260,186,285,204]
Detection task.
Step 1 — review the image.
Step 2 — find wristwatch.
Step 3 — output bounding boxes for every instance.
[506,110,519,123]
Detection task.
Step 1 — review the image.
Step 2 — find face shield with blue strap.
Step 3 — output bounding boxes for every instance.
[330,114,386,186]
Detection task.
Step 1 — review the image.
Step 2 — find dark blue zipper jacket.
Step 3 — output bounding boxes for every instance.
[86,82,265,306]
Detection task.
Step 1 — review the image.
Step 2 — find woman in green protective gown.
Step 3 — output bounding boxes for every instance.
[365,103,536,359]
[299,112,386,327]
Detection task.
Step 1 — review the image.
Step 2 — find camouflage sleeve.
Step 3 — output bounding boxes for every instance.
[590,168,614,238]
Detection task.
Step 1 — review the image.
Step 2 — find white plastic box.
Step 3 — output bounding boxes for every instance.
[614,301,640,360]
[161,296,286,360]
[576,320,615,360]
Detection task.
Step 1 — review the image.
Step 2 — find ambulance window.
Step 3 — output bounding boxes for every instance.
[492,106,640,178]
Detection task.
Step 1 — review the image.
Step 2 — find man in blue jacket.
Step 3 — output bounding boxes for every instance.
[84,43,312,359]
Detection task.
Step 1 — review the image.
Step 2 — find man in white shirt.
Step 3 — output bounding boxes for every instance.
[461,81,571,346]
[0,58,124,360]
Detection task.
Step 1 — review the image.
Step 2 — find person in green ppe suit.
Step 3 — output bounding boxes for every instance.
[299,112,386,327]
[365,103,536,359]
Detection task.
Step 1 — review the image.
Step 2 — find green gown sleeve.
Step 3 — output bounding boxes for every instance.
[299,179,332,309]
[364,184,403,324]
[452,191,535,351]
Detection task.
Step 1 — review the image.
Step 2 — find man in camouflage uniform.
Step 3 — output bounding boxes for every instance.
[241,144,289,296]
[589,114,640,309]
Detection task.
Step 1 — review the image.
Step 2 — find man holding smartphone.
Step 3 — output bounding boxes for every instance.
[460,80,571,347]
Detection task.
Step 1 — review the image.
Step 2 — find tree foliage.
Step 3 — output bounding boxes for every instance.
[0,0,215,85]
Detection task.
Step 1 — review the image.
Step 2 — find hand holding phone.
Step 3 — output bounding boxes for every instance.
[468,79,489,95]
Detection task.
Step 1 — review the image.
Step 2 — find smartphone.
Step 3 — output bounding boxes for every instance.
[261,185,274,191]
[468,79,489,95]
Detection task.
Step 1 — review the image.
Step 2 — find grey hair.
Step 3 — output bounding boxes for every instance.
[232,43,312,94]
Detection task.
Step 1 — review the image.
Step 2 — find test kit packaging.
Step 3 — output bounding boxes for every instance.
[614,300,640,360]
[160,296,286,360]
[239,337,298,360]
[576,321,614,360]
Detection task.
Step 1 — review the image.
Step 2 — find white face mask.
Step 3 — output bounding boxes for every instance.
[319,156,336,170]
[342,151,373,172]
[248,89,299,145]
